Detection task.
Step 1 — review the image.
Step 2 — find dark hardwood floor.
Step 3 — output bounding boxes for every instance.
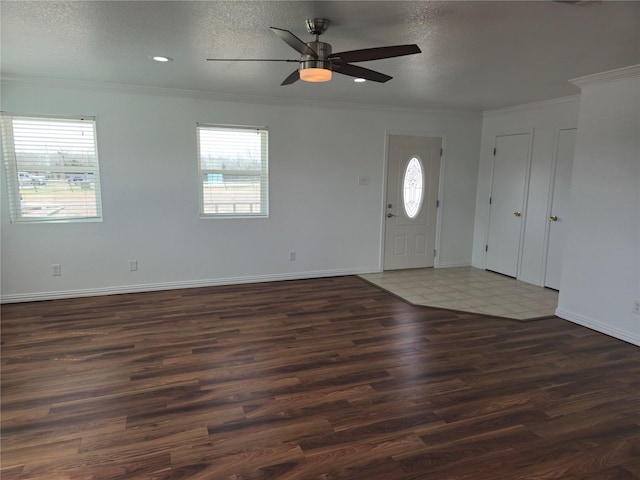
[2,276,639,479]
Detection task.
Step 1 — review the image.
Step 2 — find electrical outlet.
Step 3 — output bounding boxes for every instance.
[633,299,640,315]
[52,264,61,276]
[289,251,296,261]
[129,260,138,272]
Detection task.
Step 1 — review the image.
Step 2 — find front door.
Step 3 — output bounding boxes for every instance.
[383,135,441,270]
[486,133,531,277]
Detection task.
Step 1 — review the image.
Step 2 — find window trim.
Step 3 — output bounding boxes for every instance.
[1,113,103,223]
[196,123,269,219]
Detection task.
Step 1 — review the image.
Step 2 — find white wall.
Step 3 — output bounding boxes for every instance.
[0,80,481,301]
[556,66,640,346]
[472,97,580,285]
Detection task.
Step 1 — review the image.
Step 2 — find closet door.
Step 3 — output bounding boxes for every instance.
[486,133,531,277]
[545,129,576,289]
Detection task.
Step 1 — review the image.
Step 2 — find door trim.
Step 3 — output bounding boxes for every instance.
[380,130,447,271]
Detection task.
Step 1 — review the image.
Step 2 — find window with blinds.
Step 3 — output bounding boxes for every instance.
[197,124,269,218]
[1,114,102,223]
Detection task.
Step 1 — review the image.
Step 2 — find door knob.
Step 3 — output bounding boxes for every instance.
[550,215,558,222]
[387,213,397,218]
[513,211,521,217]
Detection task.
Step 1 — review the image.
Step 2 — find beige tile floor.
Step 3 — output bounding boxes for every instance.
[359,267,559,320]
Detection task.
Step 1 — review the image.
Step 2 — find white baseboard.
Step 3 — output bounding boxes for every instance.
[435,261,472,269]
[555,307,640,347]
[0,268,379,304]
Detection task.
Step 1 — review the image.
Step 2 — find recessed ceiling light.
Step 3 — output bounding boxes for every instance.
[150,56,172,63]
[354,78,366,83]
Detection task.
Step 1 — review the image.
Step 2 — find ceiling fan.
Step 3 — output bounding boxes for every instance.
[207,18,421,85]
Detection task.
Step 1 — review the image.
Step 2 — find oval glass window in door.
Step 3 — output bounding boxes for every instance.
[402,157,424,218]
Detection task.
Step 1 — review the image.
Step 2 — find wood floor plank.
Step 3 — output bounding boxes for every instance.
[2,275,639,479]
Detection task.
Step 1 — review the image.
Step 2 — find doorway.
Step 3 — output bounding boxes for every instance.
[383,135,441,270]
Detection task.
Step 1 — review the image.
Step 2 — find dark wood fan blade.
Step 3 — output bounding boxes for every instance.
[270,27,317,58]
[281,69,300,85]
[206,59,298,62]
[329,44,421,63]
[331,63,392,83]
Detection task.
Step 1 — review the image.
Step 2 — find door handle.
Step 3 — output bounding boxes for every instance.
[550,215,558,222]
[513,211,521,217]
[387,213,397,218]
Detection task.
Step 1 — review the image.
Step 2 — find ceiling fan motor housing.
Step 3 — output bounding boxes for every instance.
[301,41,332,71]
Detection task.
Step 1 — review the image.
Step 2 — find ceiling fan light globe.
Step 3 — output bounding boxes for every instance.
[300,68,332,82]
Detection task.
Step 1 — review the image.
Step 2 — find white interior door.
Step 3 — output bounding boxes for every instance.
[486,133,531,277]
[383,135,441,270]
[545,128,577,289]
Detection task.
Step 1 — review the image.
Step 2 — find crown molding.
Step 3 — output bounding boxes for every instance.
[570,64,640,89]
[0,76,480,118]
[482,95,580,117]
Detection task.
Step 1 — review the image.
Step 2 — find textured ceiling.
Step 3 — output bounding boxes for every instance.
[1,1,639,111]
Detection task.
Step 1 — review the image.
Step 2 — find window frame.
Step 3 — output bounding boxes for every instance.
[196,123,269,219]
[1,113,103,224]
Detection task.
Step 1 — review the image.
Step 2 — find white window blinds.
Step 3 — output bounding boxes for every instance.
[197,124,269,218]
[1,114,102,223]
